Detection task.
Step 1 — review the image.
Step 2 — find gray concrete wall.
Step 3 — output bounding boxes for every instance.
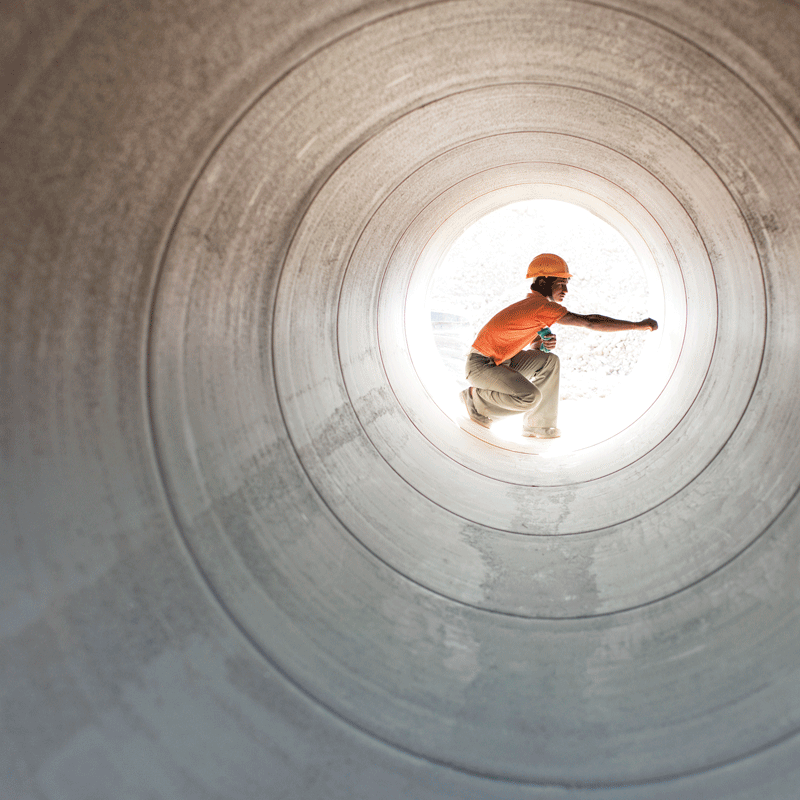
[3,1,800,797]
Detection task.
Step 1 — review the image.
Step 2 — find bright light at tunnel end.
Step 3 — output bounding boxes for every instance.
[415,197,665,454]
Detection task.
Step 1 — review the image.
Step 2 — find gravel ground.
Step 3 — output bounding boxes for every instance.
[429,200,652,403]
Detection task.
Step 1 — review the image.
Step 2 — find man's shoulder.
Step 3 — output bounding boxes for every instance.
[521,291,549,307]
[524,292,567,314]
[524,291,557,303]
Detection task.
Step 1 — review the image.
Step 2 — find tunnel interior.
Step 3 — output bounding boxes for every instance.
[5,1,800,798]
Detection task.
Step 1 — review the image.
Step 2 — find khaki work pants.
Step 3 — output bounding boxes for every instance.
[465,349,560,429]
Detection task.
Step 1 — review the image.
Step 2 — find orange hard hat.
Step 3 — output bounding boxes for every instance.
[526,253,573,279]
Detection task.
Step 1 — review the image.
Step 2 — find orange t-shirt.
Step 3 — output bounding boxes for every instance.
[472,292,568,364]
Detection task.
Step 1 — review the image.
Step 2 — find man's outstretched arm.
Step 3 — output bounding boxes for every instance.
[557,312,658,332]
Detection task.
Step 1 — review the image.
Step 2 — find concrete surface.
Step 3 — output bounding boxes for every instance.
[3,0,800,797]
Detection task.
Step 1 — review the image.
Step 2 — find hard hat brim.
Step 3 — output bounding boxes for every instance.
[526,268,573,279]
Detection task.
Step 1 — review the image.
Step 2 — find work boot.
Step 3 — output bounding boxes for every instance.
[459,388,491,429]
[522,426,561,439]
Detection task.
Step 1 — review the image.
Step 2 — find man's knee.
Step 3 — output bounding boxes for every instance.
[518,389,539,408]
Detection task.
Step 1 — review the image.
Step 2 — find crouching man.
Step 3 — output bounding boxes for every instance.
[460,253,658,438]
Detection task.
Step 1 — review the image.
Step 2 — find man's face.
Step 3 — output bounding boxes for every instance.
[551,278,569,303]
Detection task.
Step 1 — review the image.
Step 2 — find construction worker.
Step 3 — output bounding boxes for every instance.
[460,253,658,438]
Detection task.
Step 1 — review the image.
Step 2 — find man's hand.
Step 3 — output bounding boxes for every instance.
[531,330,558,351]
[640,318,658,331]
[541,330,557,349]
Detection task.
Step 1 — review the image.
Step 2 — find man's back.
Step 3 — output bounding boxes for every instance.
[472,292,567,365]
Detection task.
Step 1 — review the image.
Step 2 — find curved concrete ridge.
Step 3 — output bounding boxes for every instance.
[4,0,800,797]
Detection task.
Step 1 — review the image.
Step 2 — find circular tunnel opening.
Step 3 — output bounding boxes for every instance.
[400,183,670,463]
[425,198,655,445]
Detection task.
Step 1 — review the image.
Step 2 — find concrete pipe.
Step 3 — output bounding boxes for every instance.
[4,0,800,797]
